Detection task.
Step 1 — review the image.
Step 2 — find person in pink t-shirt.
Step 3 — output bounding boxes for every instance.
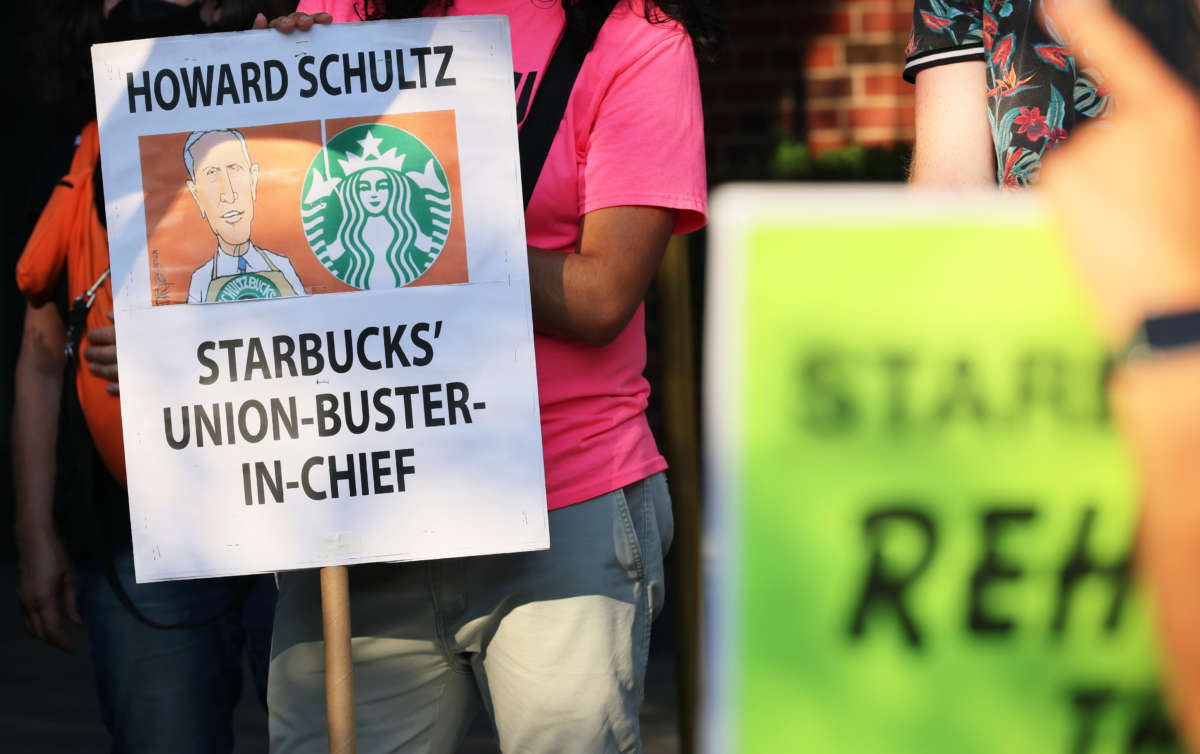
[259,2,718,752]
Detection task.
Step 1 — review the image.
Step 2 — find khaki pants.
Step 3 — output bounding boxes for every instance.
[268,473,673,754]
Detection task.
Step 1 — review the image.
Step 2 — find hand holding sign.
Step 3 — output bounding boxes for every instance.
[84,311,119,395]
[252,11,333,33]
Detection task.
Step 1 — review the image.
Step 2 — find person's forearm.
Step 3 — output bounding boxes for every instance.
[527,206,675,347]
[1113,357,1200,752]
[527,247,640,347]
[13,363,63,538]
[13,304,67,542]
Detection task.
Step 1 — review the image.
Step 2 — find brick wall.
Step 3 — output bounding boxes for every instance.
[702,0,915,182]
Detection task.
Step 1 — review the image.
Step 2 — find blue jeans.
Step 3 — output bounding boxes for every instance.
[75,549,276,754]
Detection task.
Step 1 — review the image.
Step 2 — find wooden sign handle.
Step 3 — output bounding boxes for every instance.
[321,565,357,754]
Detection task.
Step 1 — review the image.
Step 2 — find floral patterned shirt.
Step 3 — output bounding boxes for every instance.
[904,0,1113,188]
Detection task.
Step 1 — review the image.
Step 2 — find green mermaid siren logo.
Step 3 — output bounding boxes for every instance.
[302,124,452,289]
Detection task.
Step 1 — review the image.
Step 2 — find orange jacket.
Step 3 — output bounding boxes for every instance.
[17,121,126,487]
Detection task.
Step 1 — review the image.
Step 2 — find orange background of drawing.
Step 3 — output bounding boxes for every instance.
[139,110,467,306]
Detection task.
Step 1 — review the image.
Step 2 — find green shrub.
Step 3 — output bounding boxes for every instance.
[770,138,912,182]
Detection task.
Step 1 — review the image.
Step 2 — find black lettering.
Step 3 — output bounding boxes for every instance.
[383,324,410,367]
[848,506,937,648]
[238,399,268,443]
[1070,687,1114,754]
[933,358,989,425]
[373,388,396,432]
[271,397,299,440]
[880,351,914,431]
[225,401,235,444]
[163,406,190,449]
[344,391,369,434]
[410,322,434,366]
[302,456,326,500]
[1051,506,1132,636]
[800,350,855,434]
[368,50,394,91]
[315,393,341,436]
[433,45,456,86]
[243,462,253,505]
[197,341,219,385]
[395,385,418,429]
[342,51,366,94]
[410,47,431,87]
[245,338,271,381]
[216,63,240,105]
[298,55,318,97]
[1127,695,1178,752]
[422,384,445,427]
[1013,350,1069,423]
[319,53,342,95]
[356,326,381,370]
[371,450,394,494]
[273,335,298,378]
[126,71,152,113]
[358,452,369,497]
[299,332,324,375]
[255,460,283,504]
[240,62,263,102]
[194,403,222,447]
[153,69,180,110]
[447,382,471,425]
[328,454,356,498]
[968,507,1036,635]
[218,338,244,382]
[179,65,214,107]
[265,59,288,101]
[327,330,354,373]
[396,48,417,89]
[394,448,416,491]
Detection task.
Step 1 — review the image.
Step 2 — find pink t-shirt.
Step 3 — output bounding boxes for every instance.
[296,0,708,509]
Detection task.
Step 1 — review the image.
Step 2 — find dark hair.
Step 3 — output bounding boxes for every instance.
[354,0,723,60]
[27,1,299,125]
[27,0,106,127]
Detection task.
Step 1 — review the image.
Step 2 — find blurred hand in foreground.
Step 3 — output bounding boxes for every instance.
[1042,3,1200,750]
[1041,0,1200,347]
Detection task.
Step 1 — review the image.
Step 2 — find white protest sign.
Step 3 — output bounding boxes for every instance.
[91,17,548,582]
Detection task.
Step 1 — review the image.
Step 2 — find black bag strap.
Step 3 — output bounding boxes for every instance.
[518,22,591,209]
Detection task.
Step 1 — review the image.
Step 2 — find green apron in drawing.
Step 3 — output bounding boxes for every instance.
[204,252,298,302]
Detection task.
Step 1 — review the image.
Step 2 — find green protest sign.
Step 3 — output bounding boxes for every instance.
[703,187,1178,754]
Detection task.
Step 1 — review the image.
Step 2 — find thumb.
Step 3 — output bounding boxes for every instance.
[1043,0,1189,110]
[252,12,268,30]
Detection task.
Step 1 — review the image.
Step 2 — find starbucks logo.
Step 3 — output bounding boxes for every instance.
[301,124,452,290]
[216,273,281,302]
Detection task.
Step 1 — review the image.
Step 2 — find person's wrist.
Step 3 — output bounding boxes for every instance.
[1111,277,1200,350]
[1110,348,1200,444]
[13,518,58,549]
[1110,309,1200,400]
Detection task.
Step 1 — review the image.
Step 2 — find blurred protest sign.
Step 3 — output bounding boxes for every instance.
[91,18,547,582]
[703,187,1179,753]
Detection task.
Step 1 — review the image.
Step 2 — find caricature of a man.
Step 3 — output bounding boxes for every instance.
[184,129,306,303]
